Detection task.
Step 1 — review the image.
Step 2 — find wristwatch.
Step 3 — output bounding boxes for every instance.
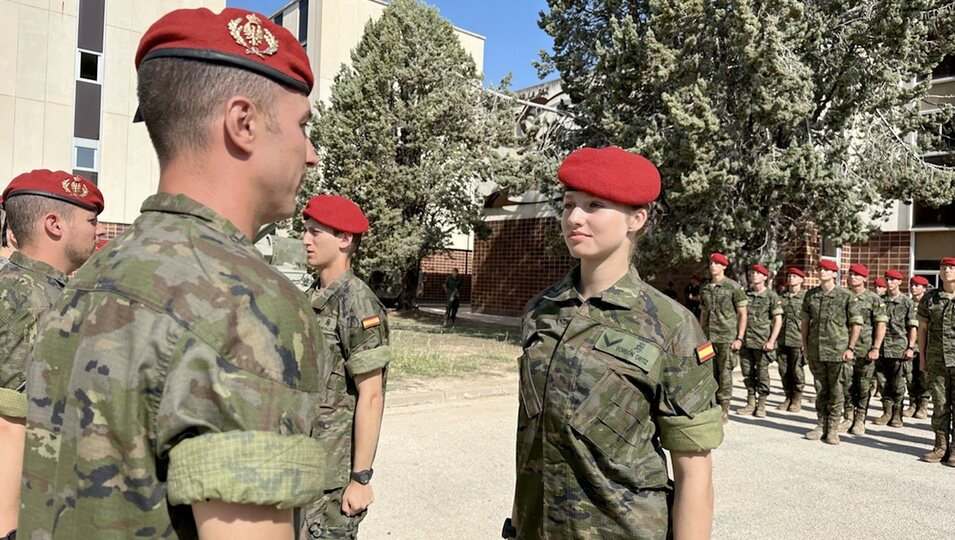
[350,469,374,485]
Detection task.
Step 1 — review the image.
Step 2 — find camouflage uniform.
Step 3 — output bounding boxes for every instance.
[303,270,390,539]
[778,289,807,405]
[844,290,887,418]
[918,290,955,443]
[700,277,748,405]
[0,252,67,419]
[876,294,917,413]
[445,273,462,325]
[739,288,783,400]
[511,267,723,539]
[905,293,931,414]
[802,286,862,432]
[19,194,330,539]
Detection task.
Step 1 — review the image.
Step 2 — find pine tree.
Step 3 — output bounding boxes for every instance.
[306,0,519,307]
[537,0,955,274]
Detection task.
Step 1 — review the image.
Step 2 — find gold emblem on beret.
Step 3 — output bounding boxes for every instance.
[228,14,279,58]
[62,177,89,198]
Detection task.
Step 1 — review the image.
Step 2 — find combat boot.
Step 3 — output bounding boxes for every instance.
[920,433,948,463]
[754,396,767,418]
[824,419,840,445]
[915,398,929,419]
[805,418,825,441]
[737,394,756,415]
[788,391,803,413]
[839,409,851,433]
[943,449,955,468]
[849,410,866,435]
[903,397,917,418]
[888,402,904,428]
[873,402,892,426]
[721,401,730,425]
[777,394,791,411]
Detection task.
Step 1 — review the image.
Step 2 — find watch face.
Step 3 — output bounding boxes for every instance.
[352,469,373,484]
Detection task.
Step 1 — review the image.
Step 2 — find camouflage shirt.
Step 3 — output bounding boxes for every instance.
[445,274,462,301]
[881,293,917,359]
[308,269,390,490]
[801,285,862,363]
[918,289,955,367]
[743,288,783,349]
[0,251,67,418]
[779,289,806,349]
[19,194,330,539]
[849,289,887,358]
[700,277,748,343]
[512,266,723,539]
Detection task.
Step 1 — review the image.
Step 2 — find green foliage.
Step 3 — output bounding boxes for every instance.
[537,0,955,273]
[303,0,520,304]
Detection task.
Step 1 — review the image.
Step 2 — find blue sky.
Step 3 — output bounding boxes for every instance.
[226,0,553,90]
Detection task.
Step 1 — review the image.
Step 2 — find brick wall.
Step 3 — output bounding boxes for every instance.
[101,221,129,240]
[419,249,473,303]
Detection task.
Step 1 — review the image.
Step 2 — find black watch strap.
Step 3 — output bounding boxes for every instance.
[350,469,374,485]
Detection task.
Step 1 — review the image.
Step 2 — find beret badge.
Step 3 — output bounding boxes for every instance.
[228,13,279,58]
[62,176,90,199]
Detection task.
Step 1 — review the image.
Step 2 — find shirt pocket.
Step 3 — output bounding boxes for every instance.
[569,369,652,468]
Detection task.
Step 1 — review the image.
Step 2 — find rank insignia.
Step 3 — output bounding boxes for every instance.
[228,13,279,58]
[361,316,381,330]
[61,177,89,198]
[696,342,715,363]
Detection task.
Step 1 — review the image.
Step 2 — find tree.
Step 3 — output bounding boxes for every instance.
[536,0,955,274]
[306,0,520,308]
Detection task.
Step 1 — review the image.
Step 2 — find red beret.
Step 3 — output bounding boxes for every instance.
[787,267,805,278]
[710,252,729,266]
[2,170,104,214]
[95,238,109,251]
[303,195,368,234]
[136,8,313,95]
[884,269,903,281]
[751,264,769,277]
[911,276,929,286]
[818,259,839,272]
[941,257,955,267]
[873,278,887,288]
[557,147,660,206]
[848,263,868,277]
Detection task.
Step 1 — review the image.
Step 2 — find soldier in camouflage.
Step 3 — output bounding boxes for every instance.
[444,268,463,327]
[18,8,331,539]
[917,258,955,465]
[700,252,748,424]
[841,264,887,436]
[874,269,917,428]
[299,195,390,539]
[801,259,862,445]
[0,170,103,539]
[507,147,722,539]
[905,276,931,419]
[778,268,807,412]
[737,265,782,418]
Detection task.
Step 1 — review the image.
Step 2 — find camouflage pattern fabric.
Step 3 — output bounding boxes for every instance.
[19,194,330,539]
[875,357,906,405]
[845,290,887,412]
[511,266,723,539]
[739,348,772,397]
[0,252,67,418]
[802,285,861,423]
[779,289,806,349]
[743,288,783,350]
[918,290,955,368]
[700,277,747,343]
[927,363,955,435]
[777,346,806,396]
[444,274,462,302]
[301,269,390,539]
[882,293,917,359]
[711,342,736,403]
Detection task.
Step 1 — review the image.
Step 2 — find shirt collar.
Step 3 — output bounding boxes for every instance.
[140,193,251,247]
[544,265,643,310]
[310,268,354,310]
[8,251,68,287]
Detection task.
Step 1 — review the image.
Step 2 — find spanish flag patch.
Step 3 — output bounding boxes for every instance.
[361,316,381,330]
[696,342,715,363]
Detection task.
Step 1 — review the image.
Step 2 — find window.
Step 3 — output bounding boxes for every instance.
[913,201,955,228]
[73,138,99,174]
[78,50,101,82]
[299,0,309,44]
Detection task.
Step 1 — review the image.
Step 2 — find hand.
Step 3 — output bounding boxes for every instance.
[731,338,742,352]
[842,349,855,363]
[866,348,879,361]
[903,348,914,360]
[341,481,374,517]
[762,341,776,352]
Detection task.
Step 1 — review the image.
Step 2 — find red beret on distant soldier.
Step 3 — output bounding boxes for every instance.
[2,169,104,214]
[884,269,904,281]
[302,194,369,234]
[557,146,661,206]
[941,257,955,267]
[848,263,868,277]
[751,264,769,277]
[818,259,839,272]
[911,275,929,286]
[787,267,805,278]
[710,252,729,267]
[874,278,887,288]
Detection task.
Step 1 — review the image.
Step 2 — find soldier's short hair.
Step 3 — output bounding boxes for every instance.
[137,58,279,167]
[3,195,77,248]
[633,200,666,243]
[347,233,362,258]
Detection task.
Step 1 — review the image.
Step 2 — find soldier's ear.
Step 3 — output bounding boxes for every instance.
[627,207,648,234]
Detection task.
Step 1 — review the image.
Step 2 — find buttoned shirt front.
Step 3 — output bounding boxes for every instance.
[918,289,955,367]
[779,289,806,348]
[701,277,748,343]
[801,285,862,363]
[882,293,917,358]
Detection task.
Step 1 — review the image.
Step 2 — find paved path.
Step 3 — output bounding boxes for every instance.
[364,375,955,539]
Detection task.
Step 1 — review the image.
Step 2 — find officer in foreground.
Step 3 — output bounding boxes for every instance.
[918,257,955,465]
[19,8,329,539]
[0,171,103,539]
[700,252,748,424]
[300,195,390,539]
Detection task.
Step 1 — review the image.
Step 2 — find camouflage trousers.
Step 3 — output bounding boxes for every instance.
[777,346,805,398]
[300,487,366,539]
[816,361,850,423]
[874,357,907,405]
[712,342,737,403]
[904,354,931,401]
[845,359,877,413]
[740,348,773,396]
[927,361,955,436]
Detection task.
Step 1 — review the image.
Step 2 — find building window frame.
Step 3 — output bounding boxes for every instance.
[76,48,103,84]
[73,137,100,173]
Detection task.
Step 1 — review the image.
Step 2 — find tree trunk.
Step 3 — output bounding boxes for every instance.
[398,262,422,311]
